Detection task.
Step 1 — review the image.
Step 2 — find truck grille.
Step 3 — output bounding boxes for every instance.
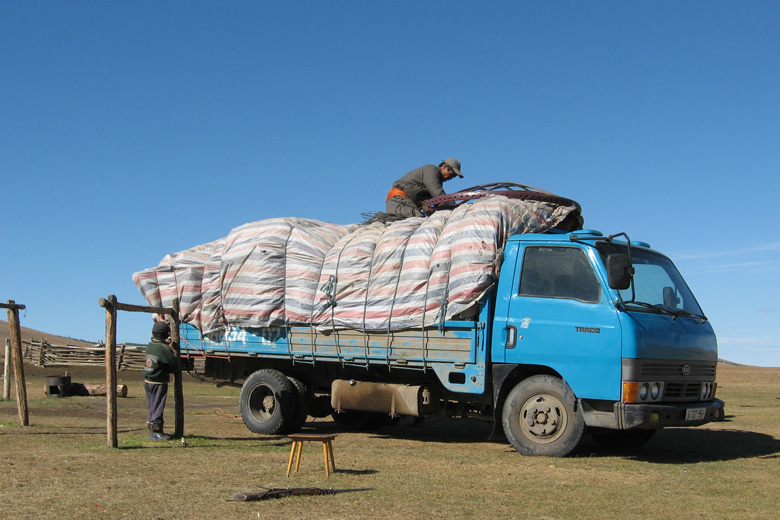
[622,359,717,403]
[640,361,716,378]
[663,381,702,400]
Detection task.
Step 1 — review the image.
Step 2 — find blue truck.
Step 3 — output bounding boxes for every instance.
[180,228,724,457]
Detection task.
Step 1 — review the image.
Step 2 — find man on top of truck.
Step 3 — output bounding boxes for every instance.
[385,158,463,218]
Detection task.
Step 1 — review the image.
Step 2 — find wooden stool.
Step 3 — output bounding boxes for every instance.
[286,434,337,477]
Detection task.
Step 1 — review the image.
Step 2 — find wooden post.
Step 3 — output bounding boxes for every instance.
[168,299,184,438]
[2,301,29,425]
[101,295,118,448]
[3,339,10,400]
[97,296,180,444]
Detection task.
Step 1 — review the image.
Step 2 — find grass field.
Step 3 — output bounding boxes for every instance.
[1,364,778,520]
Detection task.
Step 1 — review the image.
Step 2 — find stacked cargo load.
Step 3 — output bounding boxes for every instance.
[133,195,580,335]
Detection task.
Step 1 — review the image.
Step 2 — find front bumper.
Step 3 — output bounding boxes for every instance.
[616,398,725,429]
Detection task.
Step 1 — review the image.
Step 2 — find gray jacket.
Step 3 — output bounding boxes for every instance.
[392,164,446,208]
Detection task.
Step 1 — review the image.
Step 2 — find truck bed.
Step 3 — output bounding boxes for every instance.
[180,320,488,394]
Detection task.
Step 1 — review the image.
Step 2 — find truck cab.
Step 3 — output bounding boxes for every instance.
[491,229,724,455]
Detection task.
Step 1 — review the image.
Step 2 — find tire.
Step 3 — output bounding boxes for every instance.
[239,369,296,435]
[590,428,656,449]
[286,376,310,434]
[502,375,585,457]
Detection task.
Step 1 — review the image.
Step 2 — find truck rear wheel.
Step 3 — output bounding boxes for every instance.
[502,375,585,457]
[239,369,296,435]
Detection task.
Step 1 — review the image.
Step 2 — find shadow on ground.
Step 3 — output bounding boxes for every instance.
[578,427,780,464]
[295,416,780,464]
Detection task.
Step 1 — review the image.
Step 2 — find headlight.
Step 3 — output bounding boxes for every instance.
[622,381,664,403]
[650,382,662,400]
[639,383,649,401]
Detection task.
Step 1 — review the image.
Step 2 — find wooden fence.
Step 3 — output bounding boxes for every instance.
[21,340,147,370]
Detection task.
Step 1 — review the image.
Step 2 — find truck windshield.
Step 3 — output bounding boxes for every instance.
[596,242,706,321]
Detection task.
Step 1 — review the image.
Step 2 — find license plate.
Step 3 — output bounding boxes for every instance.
[686,408,706,421]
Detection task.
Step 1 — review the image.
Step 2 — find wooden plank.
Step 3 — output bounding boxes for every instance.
[98,298,174,315]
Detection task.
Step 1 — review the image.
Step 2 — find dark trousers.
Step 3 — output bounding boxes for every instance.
[386,195,422,218]
[145,382,168,429]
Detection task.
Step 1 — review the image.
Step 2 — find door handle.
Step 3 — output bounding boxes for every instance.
[506,325,517,349]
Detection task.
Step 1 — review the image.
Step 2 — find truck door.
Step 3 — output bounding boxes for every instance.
[497,245,622,400]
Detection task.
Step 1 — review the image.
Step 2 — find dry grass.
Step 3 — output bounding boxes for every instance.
[1,364,779,520]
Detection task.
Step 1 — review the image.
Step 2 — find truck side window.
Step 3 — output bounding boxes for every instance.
[519,247,601,303]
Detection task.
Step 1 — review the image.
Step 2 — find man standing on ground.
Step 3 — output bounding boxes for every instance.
[386,158,463,218]
[143,320,177,441]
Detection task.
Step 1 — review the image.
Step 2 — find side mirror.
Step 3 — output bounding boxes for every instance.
[607,254,632,290]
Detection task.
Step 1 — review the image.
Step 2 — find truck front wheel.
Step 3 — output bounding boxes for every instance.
[239,369,296,435]
[502,375,585,457]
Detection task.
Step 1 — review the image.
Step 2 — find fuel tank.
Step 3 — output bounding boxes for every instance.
[331,379,440,417]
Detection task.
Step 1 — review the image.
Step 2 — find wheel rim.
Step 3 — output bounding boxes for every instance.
[518,393,568,444]
[248,385,276,422]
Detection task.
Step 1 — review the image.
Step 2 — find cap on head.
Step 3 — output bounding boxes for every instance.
[152,320,171,339]
[441,158,463,178]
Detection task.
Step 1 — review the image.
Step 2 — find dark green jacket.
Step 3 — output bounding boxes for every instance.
[392,164,446,208]
[143,338,177,383]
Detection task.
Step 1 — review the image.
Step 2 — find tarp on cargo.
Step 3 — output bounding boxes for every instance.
[132,196,580,334]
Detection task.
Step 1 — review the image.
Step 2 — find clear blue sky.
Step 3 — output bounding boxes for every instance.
[2,2,778,366]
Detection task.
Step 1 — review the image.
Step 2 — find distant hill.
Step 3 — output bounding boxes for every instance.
[0,319,96,349]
